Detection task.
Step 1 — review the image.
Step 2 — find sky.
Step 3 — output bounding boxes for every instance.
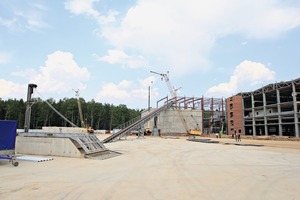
[1,0,300,109]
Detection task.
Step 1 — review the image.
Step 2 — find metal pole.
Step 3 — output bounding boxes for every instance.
[148,85,150,112]
[24,83,37,132]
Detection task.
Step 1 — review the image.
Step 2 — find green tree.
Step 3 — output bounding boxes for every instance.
[0,97,141,130]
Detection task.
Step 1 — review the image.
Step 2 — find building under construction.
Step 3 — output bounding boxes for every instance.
[226,77,300,137]
[142,96,226,135]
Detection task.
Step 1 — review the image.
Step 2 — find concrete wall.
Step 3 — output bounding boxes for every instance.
[42,127,86,133]
[143,109,202,135]
[16,136,83,158]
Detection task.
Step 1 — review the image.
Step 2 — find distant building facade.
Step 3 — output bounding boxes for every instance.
[226,95,244,136]
[226,77,300,137]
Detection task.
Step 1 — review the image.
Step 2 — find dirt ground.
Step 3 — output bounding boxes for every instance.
[1,135,300,200]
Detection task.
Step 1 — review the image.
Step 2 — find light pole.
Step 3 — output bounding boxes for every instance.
[148,81,153,112]
[147,81,153,135]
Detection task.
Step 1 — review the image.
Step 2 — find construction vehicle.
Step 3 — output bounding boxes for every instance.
[150,71,202,136]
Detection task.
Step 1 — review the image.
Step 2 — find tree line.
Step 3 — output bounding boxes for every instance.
[0,98,142,130]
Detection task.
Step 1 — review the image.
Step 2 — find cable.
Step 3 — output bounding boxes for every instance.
[35,90,78,128]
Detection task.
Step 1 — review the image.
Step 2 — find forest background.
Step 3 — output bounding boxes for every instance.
[0,98,141,131]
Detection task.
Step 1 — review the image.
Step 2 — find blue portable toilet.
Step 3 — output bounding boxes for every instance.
[0,120,19,166]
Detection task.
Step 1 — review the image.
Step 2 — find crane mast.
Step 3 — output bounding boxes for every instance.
[150,71,175,97]
[74,89,85,128]
[150,71,191,134]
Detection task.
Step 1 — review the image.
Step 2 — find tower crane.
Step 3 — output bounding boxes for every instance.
[73,89,85,128]
[150,71,201,136]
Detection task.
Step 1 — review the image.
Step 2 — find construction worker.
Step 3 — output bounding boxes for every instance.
[87,127,94,134]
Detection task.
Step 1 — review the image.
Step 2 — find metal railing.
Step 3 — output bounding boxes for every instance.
[103,101,174,143]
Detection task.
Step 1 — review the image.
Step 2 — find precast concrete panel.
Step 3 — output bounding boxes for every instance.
[16,136,82,157]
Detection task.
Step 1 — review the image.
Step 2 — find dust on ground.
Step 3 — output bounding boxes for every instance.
[1,135,299,200]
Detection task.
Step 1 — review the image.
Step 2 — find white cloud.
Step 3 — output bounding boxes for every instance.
[139,76,156,88]
[98,0,300,76]
[0,79,26,99]
[28,51,90,95]
[22,15,45,30]
[205,60,276,97]
[0,17,16,29]
[0,3,48,31]
[64,0,118,25]
[233,61,275,86]
[237,6,300,39]
[1,51,89,100]
[65,0,99,17]
[99,49,148,68]
[63,0,300,76]
[96,80,132,100]
[11,68,38,78]
[95,76,159,107]
[0,52,12,64]
[31,3,48,11]
[99,10,119,25]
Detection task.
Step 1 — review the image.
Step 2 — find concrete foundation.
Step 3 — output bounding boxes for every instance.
[16,136,82,158]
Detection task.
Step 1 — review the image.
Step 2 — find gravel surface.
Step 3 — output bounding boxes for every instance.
[1,135,300,200]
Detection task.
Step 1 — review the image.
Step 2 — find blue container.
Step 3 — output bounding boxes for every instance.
[0,120,18,150]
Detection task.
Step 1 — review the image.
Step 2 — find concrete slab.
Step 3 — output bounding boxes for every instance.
[223,142,264,147]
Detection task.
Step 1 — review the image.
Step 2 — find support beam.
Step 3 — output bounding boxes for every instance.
[251,93,256,136]
[292,82,299,137]
[276,88,283,136]
[263,92,268,136]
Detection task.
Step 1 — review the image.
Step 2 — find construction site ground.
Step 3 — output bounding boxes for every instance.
[1,134,300,200]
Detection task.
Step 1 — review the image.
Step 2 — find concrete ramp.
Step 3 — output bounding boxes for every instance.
[69,133,121,159]
[103,101,174,143]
